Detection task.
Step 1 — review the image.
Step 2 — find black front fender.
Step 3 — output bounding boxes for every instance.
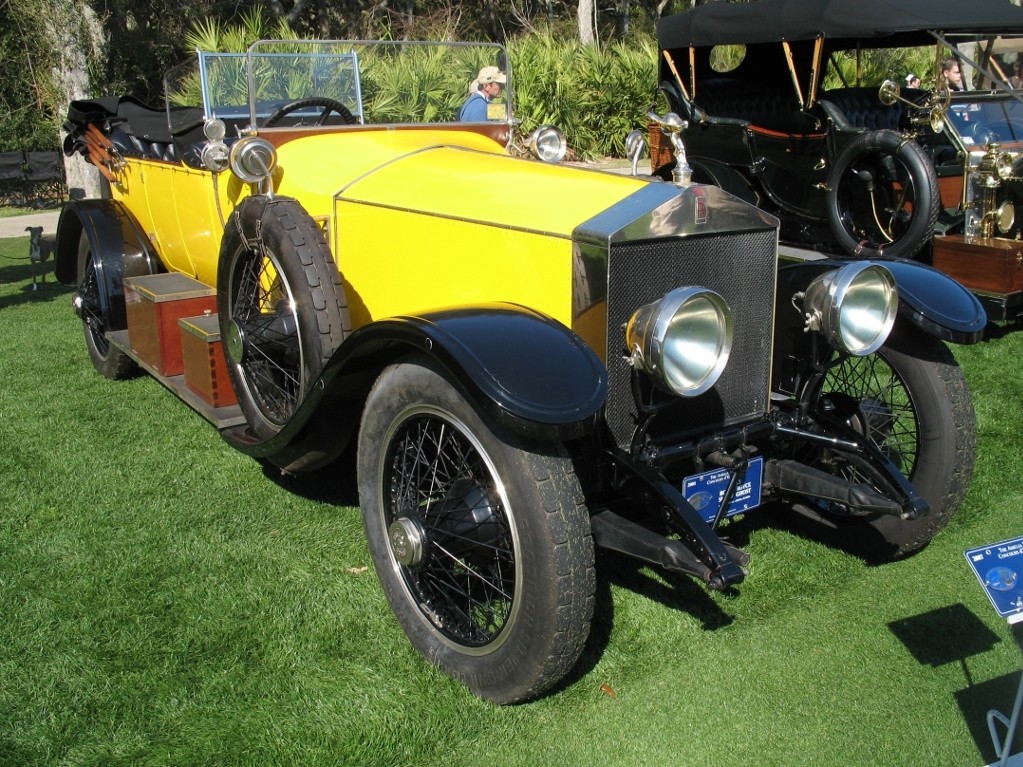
[776,257,987,346]
[222,303,608,472]
[879,258,987,344]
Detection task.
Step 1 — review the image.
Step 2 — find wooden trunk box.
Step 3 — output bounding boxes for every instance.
[124,274,217,376]
[933,235,1023,295]
[179,313,237,408]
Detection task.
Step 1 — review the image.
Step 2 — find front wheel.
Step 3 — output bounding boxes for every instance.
[357,356,595,704]
[797,325,976,559]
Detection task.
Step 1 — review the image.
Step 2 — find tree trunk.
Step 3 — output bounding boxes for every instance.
[48,1,105,199]
[578,0,595,45]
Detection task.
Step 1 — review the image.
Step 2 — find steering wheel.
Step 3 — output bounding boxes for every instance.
[261,97,356,128]
[972,119,1023,145]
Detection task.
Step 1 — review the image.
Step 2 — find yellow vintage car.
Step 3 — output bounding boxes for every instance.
[56,40,986,704]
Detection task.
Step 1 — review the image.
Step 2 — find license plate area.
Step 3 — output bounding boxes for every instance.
[683,456,764,524]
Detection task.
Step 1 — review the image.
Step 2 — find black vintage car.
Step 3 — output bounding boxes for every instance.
[654,0,1023,320]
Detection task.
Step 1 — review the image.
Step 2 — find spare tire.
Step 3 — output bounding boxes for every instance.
[218,196,350,440]
[825,129,939,259]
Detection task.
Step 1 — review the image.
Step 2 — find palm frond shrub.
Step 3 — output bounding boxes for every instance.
[177,13,661,156]
[359,44,497,124]
[574,39,658,156]
[510,33,656,158]
[822,46,935,90]
[509,33,594,154]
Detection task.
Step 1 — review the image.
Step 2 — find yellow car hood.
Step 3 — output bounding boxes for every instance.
[273,129,646,238]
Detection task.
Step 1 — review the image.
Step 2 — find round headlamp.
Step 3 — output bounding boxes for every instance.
[803,263,897,356]
[229,136,278,184]
[996,201,1016,233]
[977,149,1014,183]
[528,125,568,164]
[625,287,733,398]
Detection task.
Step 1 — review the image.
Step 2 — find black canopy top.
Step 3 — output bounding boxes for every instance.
[658,0,1023,50]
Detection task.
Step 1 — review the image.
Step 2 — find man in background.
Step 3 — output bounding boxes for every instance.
[459,66,507,122]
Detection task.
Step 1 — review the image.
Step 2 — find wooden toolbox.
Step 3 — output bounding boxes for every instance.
[179,313,237,408]
[932,235,1023,295]
[124,273,217,376]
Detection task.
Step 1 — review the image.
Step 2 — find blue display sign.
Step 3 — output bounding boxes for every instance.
[964,536,1023,623]
[683,456,764,525]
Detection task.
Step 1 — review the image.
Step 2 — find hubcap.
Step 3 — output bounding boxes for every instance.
[225,318,246,364]
[389,517,427,568]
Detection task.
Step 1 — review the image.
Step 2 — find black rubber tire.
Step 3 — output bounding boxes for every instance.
[76,232,138,380]
[826,130,940,259]
[357,356,595,704]
[261,97,356,127]
[218,197,350,440]
[797,324,976,559]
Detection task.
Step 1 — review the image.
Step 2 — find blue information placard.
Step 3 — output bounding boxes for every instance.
[683,456,764,525]
[964,536,1023,623]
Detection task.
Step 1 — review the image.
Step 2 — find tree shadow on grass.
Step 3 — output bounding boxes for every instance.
[889,603,1021,765]
[0,262,71,311]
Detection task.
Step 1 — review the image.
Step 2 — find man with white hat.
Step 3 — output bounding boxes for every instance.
[459,66,507,122]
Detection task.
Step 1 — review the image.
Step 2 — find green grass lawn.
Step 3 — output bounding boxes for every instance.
[2,233,1022,767]
[0,207,37,218]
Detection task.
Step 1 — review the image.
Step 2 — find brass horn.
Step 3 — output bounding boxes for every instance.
[877,80,946,134]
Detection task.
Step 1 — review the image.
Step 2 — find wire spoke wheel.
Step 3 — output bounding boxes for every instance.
[821,351,918,475]
[218,197,350,441]
[358,356,594,703]
[229,248,302,425]
[74,232,137,380]
[386,410,517,647]
[792,326,976,559]
[78,251,110,356]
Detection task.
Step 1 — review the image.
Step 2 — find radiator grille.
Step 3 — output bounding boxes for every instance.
[606,229,777,449]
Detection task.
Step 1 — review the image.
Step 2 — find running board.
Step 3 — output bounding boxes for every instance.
[765,458,908,517]
[590,510,748,591]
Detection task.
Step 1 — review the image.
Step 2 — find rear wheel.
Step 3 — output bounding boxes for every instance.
[797,325,975,558]
[358,356,595,704]
[75,233,137,380]
[218,197,350,440]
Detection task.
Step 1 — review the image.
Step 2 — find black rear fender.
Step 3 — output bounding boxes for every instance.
[55,200,161,329]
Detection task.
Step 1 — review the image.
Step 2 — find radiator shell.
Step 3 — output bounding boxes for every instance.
[572,183,779,450]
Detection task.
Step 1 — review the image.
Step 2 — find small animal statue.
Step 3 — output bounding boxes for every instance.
[25,226,55,290]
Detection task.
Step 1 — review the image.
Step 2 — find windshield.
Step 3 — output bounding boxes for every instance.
[945,94,1023,148]
[164,40,512,132]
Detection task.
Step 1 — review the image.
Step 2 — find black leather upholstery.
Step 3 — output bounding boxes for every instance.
[688,79,821,133]
[816,88,907,132]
